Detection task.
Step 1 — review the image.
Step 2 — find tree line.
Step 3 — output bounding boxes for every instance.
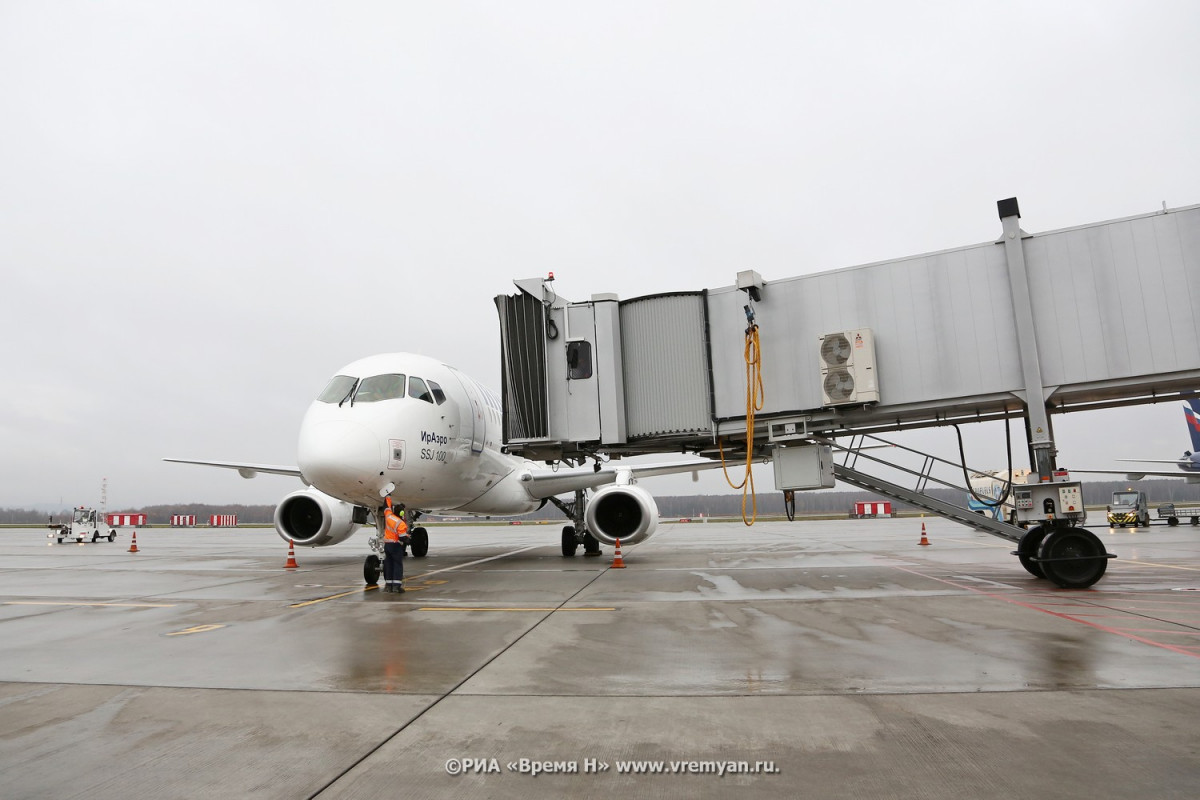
[3,479,1196,525]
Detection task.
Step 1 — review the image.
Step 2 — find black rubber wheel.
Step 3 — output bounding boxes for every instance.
[1191,517,1199,526]
[561,526,578,557]
[364,554,381,586]
[91,531,99,543]
[1168,517,1179,527]
[1016,526,1049,578]
[1037,528,1108,589]
[582,531,602,557]
[108,532,116,542]
[410,527,429,558]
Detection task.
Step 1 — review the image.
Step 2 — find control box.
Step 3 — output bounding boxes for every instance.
[773,444,835,490]
[1012,477,1088,526]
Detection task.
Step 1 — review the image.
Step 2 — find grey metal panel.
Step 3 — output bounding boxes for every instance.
[619,293,711,438]
[1025,210,1200,387]
[710,242,1025,419]
[708,205,1200,423]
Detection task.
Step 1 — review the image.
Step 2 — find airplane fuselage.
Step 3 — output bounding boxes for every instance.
[297,353,541,515]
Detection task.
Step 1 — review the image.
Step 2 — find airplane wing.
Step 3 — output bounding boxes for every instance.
[163,458,304,480]
[1114,458,1189,465]
[519,458,735,499]
[1073,468,1200,483]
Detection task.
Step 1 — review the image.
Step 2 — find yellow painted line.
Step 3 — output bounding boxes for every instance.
[166,624,226,636]
[291,586,377,607]
[4,601,176,608]
[1116,560,1200,573]
[418,607,616,612]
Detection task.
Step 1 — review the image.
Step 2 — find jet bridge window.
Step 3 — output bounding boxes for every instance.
[354,374,407,403]
[409,376,435,404]
[566,341,592,380]
[316,375,358,404]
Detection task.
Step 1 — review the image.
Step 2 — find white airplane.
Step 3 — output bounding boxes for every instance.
[167,352,726,582]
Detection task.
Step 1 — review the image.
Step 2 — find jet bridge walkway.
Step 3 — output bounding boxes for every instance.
[497,197,1200,587]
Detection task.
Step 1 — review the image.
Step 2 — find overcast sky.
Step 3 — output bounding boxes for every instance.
[2,1,1198,510]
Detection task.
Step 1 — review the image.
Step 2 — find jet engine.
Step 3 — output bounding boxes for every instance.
[274,487,361,547]
[584,484,659,546]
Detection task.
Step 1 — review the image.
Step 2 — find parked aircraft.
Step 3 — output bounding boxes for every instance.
[167,352,725,581]
[1075,398,1200,484]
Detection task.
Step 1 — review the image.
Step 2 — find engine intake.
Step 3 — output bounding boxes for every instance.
[584,484,658,546]
[274,487,361,547]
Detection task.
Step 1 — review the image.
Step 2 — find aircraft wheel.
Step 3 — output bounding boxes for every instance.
[582,532,602,557]
[1016,526,1048,579]
[561,526,578,557]
[1168,517,1179,527]
[364,554,381,586]
[1037,528,1108,589]
[410,527,429,558]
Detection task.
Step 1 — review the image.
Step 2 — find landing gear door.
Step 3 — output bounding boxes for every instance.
[449,368,486,455]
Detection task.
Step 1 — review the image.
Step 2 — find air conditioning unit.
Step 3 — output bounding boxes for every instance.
[819,328,879,406]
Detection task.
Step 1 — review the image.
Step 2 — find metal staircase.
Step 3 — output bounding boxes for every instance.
[820,435,1027,544]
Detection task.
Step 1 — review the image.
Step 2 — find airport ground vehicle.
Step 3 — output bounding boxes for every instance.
[47,507,117,544]
[1156,503,1200,526]
[1107,490,1150,528]
[967,469,1032,525]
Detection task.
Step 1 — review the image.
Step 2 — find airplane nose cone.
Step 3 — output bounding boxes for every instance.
[298,420,384,495]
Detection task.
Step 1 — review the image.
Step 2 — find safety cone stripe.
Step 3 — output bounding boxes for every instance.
[611,538,626,568]
[285,540,299,569]
[918,522,931,546]
[128,531,139,553]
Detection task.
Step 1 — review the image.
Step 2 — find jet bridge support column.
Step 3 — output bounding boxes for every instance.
[998,197,1057,481]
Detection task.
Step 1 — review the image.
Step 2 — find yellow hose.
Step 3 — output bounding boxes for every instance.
[718,321,763,524]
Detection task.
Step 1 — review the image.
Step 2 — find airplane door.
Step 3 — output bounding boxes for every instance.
[449,368,486,455]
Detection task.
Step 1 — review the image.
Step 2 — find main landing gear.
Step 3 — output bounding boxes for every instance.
[1014,524,1113,589]
[552,489,602,558]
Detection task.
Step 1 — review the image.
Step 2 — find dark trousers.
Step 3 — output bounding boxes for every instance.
[383,541,406,583]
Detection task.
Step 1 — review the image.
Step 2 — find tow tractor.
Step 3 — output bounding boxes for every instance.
[47,507,117,544]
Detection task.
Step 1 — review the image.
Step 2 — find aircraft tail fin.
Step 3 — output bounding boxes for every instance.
[1185,399,1200,453]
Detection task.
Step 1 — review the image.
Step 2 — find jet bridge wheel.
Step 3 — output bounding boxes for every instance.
[1016,526,1049,579]
[364,554,381,586]
[561,526,578,557]
[410,527,429,558]
[1036,528,1109,589]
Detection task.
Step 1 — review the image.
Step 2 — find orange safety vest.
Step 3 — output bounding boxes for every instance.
[384,510,409,542]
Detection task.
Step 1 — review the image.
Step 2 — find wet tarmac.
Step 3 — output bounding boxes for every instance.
[2,517,1198,799]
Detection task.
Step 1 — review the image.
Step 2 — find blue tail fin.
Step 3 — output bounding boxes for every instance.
[1186,399,1200,453]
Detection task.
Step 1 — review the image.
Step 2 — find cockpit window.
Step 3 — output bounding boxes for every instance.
[408,376,434,404]
[317,375,358,404]
[355,374,406,403]
[428,380,446,405]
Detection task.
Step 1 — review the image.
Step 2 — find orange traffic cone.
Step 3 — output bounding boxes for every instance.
[918,522,931,546]
[611,538,626,569]
[285,539,299,569]
[128,530,139,553]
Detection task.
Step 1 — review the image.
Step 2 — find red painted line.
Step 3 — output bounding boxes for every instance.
[893,566,1200,660]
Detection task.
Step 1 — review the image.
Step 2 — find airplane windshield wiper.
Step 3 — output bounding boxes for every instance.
[339,379,359,408]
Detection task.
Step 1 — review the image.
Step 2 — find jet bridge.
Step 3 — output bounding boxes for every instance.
[495,198,1200,587]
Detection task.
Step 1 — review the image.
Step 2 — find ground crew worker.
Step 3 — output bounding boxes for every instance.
[382,498,410,593]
